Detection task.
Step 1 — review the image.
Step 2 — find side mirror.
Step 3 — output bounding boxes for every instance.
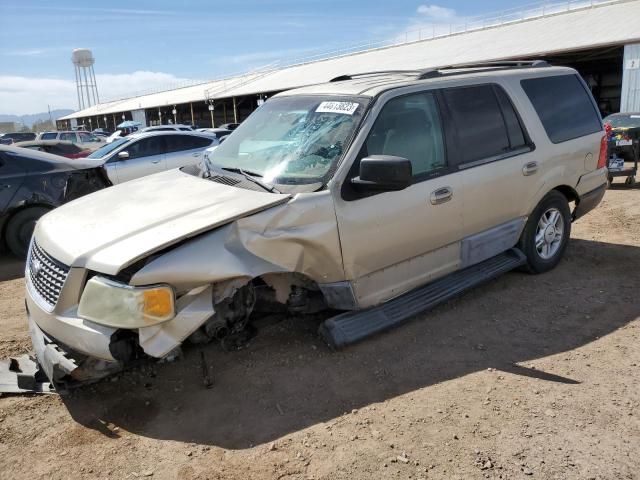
[351,155,412,191]
[218,136,228,144]
[118,151,130,160]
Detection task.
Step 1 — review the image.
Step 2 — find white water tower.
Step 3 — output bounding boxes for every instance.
[72,48,100,110]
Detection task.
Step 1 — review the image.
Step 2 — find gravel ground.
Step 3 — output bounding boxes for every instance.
[0,186,639,480]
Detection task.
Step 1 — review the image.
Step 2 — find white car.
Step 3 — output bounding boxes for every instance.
[140,124,193,133]
[86,131,218,184]
[37,130,103,150]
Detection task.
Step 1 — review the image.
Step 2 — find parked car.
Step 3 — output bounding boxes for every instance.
[0,145,109,256]
[24,62,608,387]
[86,131,218,184]
[14,140,92,159]
[218,123,240,131]
[140,124,193,133]
[0,132,37,145]
[37,131,104,151]
[196,127,233,140]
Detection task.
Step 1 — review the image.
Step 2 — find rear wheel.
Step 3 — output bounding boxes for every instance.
[519,191,571,274]
[5,207,50,257]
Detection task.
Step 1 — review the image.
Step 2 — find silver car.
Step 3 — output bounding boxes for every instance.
[37,130,103,151]
[25,62,608,386]
[87,131,218,184]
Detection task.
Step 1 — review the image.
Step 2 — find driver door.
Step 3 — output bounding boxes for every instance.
[107,136,167,184]
[333,89,466,308]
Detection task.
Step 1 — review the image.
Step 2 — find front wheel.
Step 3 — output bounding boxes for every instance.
[519,191,571,274]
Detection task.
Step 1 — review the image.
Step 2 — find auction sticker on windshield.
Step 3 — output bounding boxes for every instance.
[316,101,359,115]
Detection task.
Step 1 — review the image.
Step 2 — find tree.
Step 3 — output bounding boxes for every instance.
[30,119,56,133]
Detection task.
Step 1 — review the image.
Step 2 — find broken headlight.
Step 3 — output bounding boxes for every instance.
[78,276,175,328]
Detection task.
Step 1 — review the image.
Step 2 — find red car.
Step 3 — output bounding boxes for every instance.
[14,140,92,159]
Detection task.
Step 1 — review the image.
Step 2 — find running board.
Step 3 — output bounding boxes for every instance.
[319,248,526,349]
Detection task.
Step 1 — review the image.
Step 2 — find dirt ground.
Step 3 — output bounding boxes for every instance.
[0,185,639,480]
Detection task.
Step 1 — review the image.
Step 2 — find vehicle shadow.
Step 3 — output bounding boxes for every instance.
[63,238,640,449]
[0,250,25,282]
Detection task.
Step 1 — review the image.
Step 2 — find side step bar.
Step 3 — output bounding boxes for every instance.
[319,248,527,349]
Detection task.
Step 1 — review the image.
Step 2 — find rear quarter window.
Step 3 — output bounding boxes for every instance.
[41,132,57,140]
[521,74,602,143]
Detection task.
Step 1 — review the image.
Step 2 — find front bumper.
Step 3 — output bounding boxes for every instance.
[26,271,216,376]
[27,315,121,390]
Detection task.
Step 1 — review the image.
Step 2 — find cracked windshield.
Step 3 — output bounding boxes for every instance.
[205,96,368,185]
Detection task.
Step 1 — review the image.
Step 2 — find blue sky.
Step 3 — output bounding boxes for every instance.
[0,0,534,114]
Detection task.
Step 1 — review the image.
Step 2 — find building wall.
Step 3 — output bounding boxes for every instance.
[621,43,640,112]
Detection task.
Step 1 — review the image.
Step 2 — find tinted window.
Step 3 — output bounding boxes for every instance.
[494,87,527,149]
[365,92,446,177]
[58,143,82,154]
[443,85,510,164]
[59,132,76,143]
[165,135,211,153]
[521,74,602,143]
[126,136,165,159]
[41,132,57,140]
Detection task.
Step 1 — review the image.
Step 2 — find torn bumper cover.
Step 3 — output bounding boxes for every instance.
[28,317,121,391]
[0,354,53,394]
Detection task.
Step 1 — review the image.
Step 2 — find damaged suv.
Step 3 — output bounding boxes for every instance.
[25,61,608,387]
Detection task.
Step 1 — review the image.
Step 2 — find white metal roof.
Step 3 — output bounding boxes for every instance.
[60,0,640,121]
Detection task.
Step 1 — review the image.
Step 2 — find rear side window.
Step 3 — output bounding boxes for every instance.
[521,74,602,143]
[165,135,212,152]
[41,132,57,140]
[443,84,530,165]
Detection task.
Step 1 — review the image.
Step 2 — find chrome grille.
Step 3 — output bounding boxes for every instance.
[27,242,69,308]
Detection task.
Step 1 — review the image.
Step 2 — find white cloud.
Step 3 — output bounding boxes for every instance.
[0,71,195,115]
[416,4,457,20]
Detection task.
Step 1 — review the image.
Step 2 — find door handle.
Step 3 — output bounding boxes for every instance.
[522,161,539,176]
[430,187,453,205]
[151,159,161,164]
[192,152,201,157]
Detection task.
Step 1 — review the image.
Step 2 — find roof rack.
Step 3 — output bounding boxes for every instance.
[417,60,550,79]
[329,70,422,82]
[329,60,550,83]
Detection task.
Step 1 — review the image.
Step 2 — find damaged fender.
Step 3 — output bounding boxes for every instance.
[130,191,345,356]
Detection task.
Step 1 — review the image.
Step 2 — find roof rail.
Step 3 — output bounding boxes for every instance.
[417,60,549,79]
[329,70,422,82]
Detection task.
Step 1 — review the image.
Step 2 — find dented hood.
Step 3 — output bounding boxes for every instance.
[35,169,291,274]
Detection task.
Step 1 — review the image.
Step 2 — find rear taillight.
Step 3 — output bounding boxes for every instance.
[597,134,608,169]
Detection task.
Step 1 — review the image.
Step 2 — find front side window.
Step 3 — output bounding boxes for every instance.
[126,136,165,159]
[40,132,57,140]
[364,91,446,177]
[443,85,511,164]
[165,135,211,153]
[521,74,602,143]
[88,137,128,158]
[207,95,369,185]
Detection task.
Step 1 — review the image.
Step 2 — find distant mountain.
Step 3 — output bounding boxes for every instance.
[0,109,74,127]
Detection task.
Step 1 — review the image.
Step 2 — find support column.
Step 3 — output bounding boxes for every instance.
[190,103,195,126]
[233,97,238,123]
[223,101,227,123]
[621,43,640,112]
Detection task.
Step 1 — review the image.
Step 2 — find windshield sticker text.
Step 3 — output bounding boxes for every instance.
[316,101,359,115]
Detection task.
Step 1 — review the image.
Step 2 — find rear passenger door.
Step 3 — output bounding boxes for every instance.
[164,135,212,170]
[442,83,539,260]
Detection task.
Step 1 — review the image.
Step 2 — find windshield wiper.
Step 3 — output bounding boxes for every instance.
[220,167,281,194]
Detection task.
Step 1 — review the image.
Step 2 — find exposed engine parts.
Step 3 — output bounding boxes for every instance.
[189,283,257,348]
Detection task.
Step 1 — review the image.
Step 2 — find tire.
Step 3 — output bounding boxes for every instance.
[518,191,571,274]
[5,207,50,257]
